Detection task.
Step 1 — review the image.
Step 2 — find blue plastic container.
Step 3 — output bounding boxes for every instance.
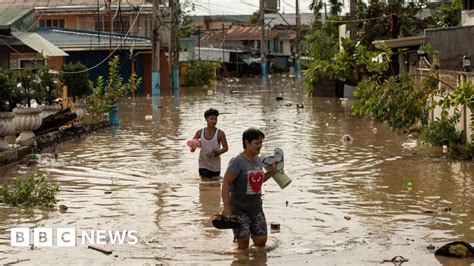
[108,105,120,126]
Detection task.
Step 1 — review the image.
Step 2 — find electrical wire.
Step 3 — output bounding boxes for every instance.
[0,0,148,74]
[0,0,145,74]
[60,0,147,74]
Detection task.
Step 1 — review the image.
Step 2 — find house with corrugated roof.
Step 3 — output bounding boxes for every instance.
[0,8,67,69]
[200,25,296,75]
[202,25,295,56]
[0,0,172,95]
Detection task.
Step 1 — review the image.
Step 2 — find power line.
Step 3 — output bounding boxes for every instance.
[0,1,148,74]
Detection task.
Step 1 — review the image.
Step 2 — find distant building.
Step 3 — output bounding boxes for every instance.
[201,25,295,57]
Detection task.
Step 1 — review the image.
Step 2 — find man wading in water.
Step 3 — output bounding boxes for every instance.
[190,108,229,180]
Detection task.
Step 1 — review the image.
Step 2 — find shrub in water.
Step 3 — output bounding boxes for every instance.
[0,172,59,207]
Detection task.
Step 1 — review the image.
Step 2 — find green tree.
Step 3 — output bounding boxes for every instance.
[301,17,340,61]
[356,0,427,49]
[35,56,60,105]
[328,0,343,16]
[437,0,461,28]
[309,0,323,18]
[178,14,194,38]
[181,60,217,86]
[62,62,91,102]
[0,69,20,112]
[247,11,261,25]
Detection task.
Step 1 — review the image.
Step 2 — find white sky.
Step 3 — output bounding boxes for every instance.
[185,0,316,15]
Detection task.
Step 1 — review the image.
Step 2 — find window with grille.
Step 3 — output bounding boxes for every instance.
[39,19,65,28]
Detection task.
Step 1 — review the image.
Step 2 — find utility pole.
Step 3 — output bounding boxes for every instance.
[295,0,301,77]
[260,0,267,77]
[349,0,357,40]
[152,0,162,96]
[324,3,327,21]
[108,0,112,56]
[197,25,201,60]
[222,23,225,64]
[169,0,180,91]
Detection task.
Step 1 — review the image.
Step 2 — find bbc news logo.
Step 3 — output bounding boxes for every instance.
[11,228,138,247]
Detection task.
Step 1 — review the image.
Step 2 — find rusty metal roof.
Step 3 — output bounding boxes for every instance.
[202,26,294,41]
[0,0,146,8]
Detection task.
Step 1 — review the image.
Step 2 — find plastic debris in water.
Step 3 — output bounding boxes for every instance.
[435,241,474,258]
[341,134,353,143]
[407,181,413,191]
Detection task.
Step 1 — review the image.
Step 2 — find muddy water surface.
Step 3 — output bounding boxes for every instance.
[0,75,473,265]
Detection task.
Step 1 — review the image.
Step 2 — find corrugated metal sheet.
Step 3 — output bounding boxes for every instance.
[202,26,281,41]
[35,28,151,51]
[0,8,33,29]
[0,0,145,8]
[12,32,68,57]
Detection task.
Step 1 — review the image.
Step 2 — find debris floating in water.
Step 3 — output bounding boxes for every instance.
[341,134,353,143]
[145,115,152,121]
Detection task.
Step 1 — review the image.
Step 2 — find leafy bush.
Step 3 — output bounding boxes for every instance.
[61,62,91,102]
[0,68,20,112]
[352,73,435,131]
[418,116,462,146]
[35,59,61,105]
[181,60,217,87]
[449,143,474,160]
[0,172,59,207]
[87,56,141,120]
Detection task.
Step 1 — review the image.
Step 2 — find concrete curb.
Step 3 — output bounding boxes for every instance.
[0,121,110,168]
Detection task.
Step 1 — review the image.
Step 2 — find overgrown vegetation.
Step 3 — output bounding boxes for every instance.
[35,56,61,105]
[87,56,141,120]
[247,11,261,25]
[349,43,473,159]
[0,68,20,112]
[437,0,462,28]
[61,62,91,102]
[419,81,474,159]
[181,60,217,87]
[303,0,470,159]
[0,172,59,207]
[304,38,392,90]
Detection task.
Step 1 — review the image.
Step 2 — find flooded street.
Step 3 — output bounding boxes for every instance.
[0,75,473,265]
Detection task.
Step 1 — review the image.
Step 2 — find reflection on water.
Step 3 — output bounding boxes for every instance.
[0,74,473,265]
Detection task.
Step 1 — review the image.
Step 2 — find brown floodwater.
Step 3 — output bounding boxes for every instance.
[0,74,473,265]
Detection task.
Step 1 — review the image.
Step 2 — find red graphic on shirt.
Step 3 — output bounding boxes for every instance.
[248,171,264,194]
